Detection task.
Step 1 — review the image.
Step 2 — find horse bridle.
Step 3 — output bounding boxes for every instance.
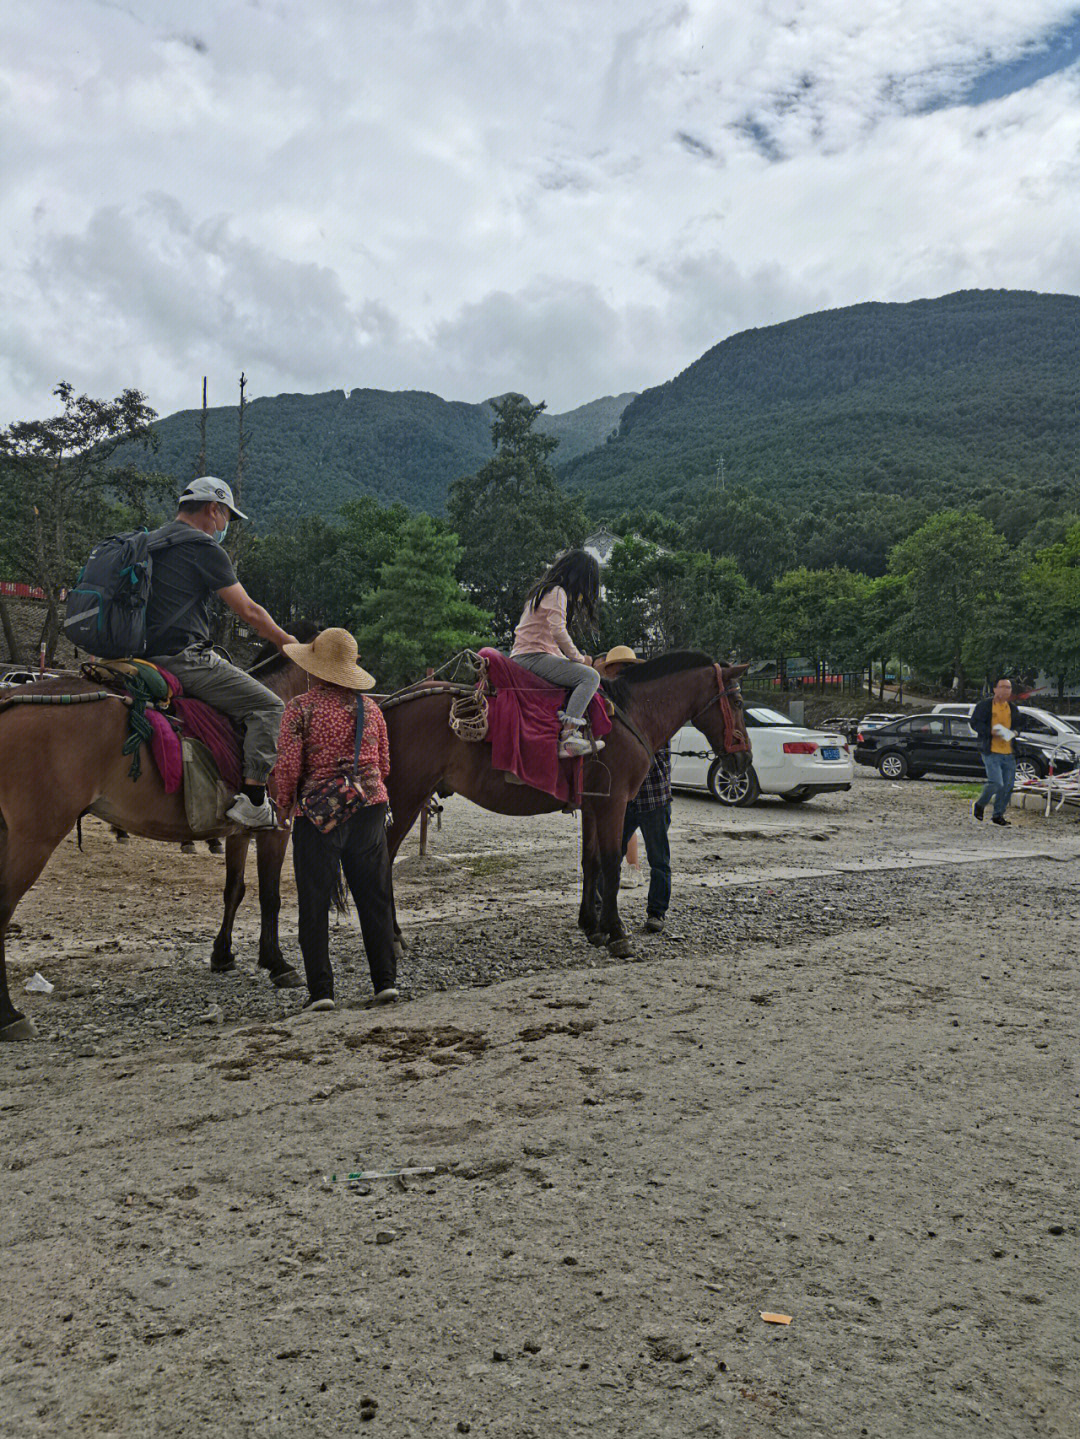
[689,663,751,756]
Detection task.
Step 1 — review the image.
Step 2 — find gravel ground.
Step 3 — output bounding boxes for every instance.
[1,771,1077,1436]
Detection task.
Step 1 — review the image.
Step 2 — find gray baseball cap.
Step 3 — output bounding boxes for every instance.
[177,476,249,521]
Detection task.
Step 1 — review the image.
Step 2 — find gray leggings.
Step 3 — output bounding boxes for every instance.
[512,652,600,721]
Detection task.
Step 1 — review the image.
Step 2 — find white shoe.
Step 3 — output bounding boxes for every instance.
[558,723,604,758]
[226,793,278,830]
[373,987,399,1005]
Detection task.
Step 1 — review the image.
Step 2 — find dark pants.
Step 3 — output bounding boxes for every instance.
[977,752,1017,819]
[292,806,397,1000]
[622,803,672,919]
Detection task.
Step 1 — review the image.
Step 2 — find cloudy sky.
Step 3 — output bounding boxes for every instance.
[3,1,1080,421]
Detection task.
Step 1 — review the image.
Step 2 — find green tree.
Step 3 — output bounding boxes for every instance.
[600,537,760,657]
[357,514,493,689]
[691,484,794,589]
[447,394,587,643]
[888,510,1010,694]
[859,573,910,700]
[241,517,344,628]
[1015,524,1080,696]
[767,567,870,687]
[0,382,163,655]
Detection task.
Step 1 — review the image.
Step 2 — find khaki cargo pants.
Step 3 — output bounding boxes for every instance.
[149,644,285,784]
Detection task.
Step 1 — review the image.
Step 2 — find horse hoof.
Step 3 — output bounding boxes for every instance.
[586,931,606,948]
[210,959,237,974]
[271,967,305,990]
[0,1015,37,1042]
[607,937,633,959]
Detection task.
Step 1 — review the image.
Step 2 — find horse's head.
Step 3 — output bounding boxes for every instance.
[691,662,752,774]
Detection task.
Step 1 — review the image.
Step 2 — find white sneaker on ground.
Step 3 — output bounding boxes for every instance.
[304,997,336,1012]
[373,987,400,1005]
[226,793,278,830]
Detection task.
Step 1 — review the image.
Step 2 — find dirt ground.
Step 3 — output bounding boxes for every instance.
[2,772,1078,1437]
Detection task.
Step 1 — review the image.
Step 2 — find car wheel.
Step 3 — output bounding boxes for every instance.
[780,787,811,804]
[877,750,908,780]
[707,758,761,806]
[1016,755,1047,781]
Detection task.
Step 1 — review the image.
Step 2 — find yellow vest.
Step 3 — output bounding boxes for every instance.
[991,700,1013,754]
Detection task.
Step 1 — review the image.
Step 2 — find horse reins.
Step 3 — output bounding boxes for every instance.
[687,664,751,755]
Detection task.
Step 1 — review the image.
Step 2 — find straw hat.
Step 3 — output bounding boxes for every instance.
[604,645,641,666]
[283,628,375,690]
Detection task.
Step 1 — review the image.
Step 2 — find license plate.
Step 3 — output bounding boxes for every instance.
[821,746,840,760]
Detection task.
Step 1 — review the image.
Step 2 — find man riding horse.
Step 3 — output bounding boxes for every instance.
[145,477,297,829]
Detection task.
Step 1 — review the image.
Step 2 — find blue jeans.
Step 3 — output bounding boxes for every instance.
[977,752,1016,818]
[622,804,671,919]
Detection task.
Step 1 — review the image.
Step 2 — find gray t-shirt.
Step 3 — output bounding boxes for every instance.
[145,521,238,655]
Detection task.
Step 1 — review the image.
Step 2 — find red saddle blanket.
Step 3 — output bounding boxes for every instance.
[147,669,243,795]
[479,648,612,805]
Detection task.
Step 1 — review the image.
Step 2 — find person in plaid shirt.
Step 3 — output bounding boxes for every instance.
[599,647,673,934]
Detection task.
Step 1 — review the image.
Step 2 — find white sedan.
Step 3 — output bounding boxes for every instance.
[670,705,855,806]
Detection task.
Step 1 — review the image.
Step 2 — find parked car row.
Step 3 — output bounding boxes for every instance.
[670,697,1080,807]
[854,712,1078,782]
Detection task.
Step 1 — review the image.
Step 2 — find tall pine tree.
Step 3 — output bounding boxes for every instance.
[357,515,493,689]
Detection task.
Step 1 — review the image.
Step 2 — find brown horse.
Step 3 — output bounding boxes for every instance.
[0,644,310,1041]
[381,652,751,957]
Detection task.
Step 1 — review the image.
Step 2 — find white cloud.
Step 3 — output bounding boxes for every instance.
[2,0,1079,419]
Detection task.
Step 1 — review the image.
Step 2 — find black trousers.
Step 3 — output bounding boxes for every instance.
[292,806,397,1000]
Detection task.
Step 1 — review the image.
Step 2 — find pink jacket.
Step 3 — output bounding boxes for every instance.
[510,586,587,663]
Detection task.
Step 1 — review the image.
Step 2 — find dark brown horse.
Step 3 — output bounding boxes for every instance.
[381,652,751,957]
[0,644,310,1041]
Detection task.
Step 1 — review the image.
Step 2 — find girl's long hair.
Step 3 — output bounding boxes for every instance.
[524,549,600,633]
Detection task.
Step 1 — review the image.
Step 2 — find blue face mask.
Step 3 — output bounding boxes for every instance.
[213,511,229,544]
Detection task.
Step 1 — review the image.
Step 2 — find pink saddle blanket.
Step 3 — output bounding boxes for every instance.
[478,648,612,806]
[146,669,244,796]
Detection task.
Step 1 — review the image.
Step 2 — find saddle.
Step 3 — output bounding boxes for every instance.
[456,649,612,806]
[81,659,243,810]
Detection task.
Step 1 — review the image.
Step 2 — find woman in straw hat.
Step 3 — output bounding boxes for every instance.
[272,628,398,1010]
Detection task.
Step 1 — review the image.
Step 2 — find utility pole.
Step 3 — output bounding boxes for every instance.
[196,377,208,477]
[235,372,248,516]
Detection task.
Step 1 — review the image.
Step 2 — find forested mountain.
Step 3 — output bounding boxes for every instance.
[561,290,1080,521]
[129,387,634,524]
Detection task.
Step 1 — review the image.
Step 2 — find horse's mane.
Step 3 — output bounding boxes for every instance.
[605,650,715,707]
[247,620,320,676]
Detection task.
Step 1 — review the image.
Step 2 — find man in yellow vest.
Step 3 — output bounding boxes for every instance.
[971,677,1021,826]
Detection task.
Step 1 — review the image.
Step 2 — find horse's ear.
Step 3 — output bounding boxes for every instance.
[722,662,750,680]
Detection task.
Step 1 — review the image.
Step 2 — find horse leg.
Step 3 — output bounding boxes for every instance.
[0,822,65,1040]
[385,801,425,964]
[255,828,302,988]
[210,832,249,972]
[578,807,604,946]
[597,806,633,960]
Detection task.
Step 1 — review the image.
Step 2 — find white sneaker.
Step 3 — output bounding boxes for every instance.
[558,726,604,758]
[226,793,278,830]
[373,987,400,1005]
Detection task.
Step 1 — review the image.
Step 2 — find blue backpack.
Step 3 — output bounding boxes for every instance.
[64,525,206,659]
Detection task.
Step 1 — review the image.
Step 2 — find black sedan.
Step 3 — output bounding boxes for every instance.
[854,713,1077,782]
